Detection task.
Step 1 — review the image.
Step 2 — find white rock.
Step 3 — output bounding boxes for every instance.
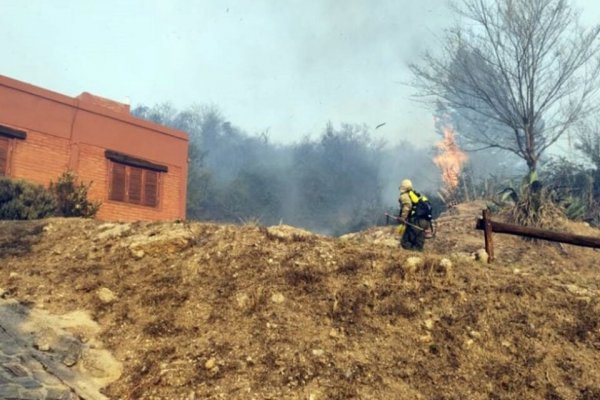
[236,293,250,309]
[419,334,433,343]
[271,292,285,304]
[424,319,435,330]
[34,339,51,352]
[565,284,588,296]
[130,248,145,259]
[404,257,423,273]
[97,287,117,304]
[204,357,216,370]
[469,330,481,339]
[96,224,131,241]
[475,249,489,264]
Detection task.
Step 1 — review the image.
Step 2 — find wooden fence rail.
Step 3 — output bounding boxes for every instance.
[475,210,600,263]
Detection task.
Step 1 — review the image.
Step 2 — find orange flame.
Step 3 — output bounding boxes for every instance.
[433,126,467,196]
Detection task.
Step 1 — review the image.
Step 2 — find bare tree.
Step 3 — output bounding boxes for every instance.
[411,0,600,175]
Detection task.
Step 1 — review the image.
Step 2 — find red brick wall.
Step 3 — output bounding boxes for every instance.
[9,131,70,185]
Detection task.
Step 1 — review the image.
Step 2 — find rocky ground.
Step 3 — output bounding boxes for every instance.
[0,202,599,399]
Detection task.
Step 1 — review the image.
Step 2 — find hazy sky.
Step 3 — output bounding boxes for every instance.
[2,0,600,145]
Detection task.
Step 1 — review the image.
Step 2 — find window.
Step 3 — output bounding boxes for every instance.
[0,125,27,176]
[0,136,8,176]
[109,162,160,207]
[105,150,167,208]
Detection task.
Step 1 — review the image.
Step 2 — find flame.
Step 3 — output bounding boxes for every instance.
[433,126,467,197]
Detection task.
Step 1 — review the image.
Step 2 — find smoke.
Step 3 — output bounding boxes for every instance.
[133,104,441,234]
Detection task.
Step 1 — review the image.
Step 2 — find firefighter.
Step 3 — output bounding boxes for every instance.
[398,179,430,251]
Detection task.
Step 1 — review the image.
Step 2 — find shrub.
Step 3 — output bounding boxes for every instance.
[0,178,56,220]
[49,170,101,218]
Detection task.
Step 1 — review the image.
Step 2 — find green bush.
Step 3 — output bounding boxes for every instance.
[0,171,101,221]
[49,170,101,218]
[0,178,56,220]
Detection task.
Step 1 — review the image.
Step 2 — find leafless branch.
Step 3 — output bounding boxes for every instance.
[410,0,600,174]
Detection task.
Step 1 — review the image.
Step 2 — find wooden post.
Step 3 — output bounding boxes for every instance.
[482,210,494,263]
[475,212,600,261]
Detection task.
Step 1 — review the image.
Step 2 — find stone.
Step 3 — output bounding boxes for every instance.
[311,349,324,356]
[419,334,433,343]
[126,229,194,256]
[439,258,452,267]
[9,272,19,279]
[14,377,42,389]
[403,257,423,274]
[96,287,117,304]
[439,258,453,274]
[423,319,435,330]
[565,284,588,296]
[46,387,77,400]
[235,293,249,309]
[96,223,131,241]
[62,355,78,367]
[3,363,30,378]
[130,248,145,259]
[0,384,22,399]
[204,357,217,370]
[475,249,489,264]
[31,370,62,386]
[270,292,285,304]
[468,330,481,339]
[33,339,51,352]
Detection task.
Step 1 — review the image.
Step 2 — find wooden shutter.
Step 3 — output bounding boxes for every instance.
[143,170,158,207]
[0,137,8,176]
[110,162,127,201]
[128,167,142,204]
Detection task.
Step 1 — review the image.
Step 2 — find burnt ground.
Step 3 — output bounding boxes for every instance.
[0,203,599,399]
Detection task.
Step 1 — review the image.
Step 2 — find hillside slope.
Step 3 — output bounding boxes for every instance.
[0,204,599,399]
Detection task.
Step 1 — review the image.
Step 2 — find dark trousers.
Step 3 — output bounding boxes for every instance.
[401,218,430,251]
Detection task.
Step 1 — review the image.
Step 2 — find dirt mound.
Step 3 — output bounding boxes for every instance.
[1,206,599,399]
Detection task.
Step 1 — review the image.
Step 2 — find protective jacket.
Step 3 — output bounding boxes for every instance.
[400,190,428,221]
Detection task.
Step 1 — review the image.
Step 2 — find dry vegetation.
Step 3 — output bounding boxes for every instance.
[0,203,599,399]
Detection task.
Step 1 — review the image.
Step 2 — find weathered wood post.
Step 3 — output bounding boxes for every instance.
[482,210,494,263]
[476,210,600,263]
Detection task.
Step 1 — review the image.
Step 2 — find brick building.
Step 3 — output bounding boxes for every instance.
[0,75,188,221]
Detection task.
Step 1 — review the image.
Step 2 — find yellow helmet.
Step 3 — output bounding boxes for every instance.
[399,179,413,192]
